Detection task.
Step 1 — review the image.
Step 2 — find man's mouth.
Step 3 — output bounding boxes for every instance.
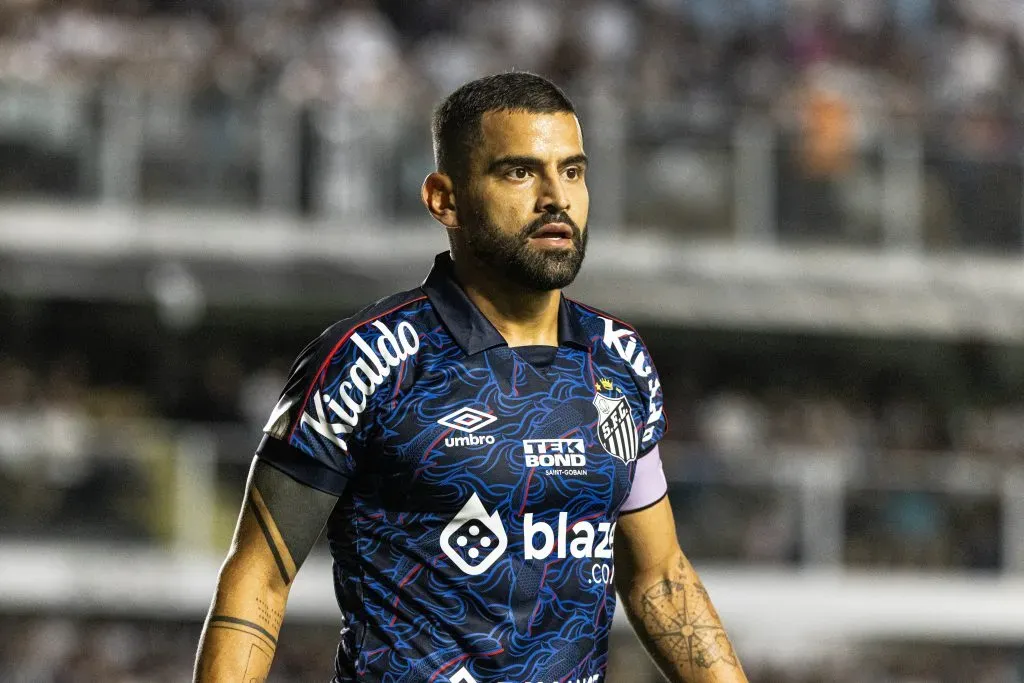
[529,223,574,242]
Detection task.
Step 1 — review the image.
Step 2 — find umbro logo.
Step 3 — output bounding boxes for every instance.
[438,407,497,448]
[437,407,497,433]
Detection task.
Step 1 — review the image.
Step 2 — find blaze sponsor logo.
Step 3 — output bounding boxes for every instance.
[438,407,498,447]
[523,438,586,468]
[600,318,663,443]
[287,320,421,449]
[440,493,508,576]
[442,494,615,580]
[593,379,638,464]
[524,512,615,561]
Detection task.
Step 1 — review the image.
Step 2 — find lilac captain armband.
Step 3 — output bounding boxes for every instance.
[620,445,668,514]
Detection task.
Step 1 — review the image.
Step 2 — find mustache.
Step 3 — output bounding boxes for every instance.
[518,213,583,241]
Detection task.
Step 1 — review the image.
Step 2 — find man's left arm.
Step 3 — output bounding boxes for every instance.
[614,496,749,683]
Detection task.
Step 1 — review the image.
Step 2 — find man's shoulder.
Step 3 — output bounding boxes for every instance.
[318,287,431,350]
[284,287,434,385]
[567,298,666,449]
[566,296,658,374]
[565,297,645,339]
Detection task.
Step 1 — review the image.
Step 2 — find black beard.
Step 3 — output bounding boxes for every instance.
[461,204,588,292]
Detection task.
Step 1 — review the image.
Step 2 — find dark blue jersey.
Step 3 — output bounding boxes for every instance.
[259,253,666,683]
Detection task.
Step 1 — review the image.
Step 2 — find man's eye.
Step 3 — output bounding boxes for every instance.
[565,167,581,180]
[508,168,529,179]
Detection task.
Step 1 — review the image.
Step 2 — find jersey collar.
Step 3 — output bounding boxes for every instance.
[421,252,592,356]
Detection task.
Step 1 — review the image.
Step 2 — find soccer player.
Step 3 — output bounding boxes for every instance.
[194,72,748,683]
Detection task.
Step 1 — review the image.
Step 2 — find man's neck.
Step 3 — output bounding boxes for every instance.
[453,257,561,348]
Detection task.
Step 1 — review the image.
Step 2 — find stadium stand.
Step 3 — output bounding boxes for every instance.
[5,1,1024,681]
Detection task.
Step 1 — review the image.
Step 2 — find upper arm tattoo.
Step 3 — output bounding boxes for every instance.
[637,555,740,674]
[247,458,339,584]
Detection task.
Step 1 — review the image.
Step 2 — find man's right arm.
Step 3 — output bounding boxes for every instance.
[193,455,339,682]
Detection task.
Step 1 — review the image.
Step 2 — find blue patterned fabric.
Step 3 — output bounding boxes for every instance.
[259,253,665,683]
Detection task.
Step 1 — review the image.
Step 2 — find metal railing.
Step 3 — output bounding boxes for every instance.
[0,416,1018,573]
[3,80,1024,254]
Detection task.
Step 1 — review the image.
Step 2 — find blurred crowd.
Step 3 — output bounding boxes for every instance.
[1,0,1024,246]
[0,316,1014,572]
[0,345,282,544]
[2,0,1024,112]
[0,615,1022,683]
[662,384,1005,571]
[2,5,1023,681]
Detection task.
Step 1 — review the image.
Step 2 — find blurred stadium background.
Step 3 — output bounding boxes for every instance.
[5,0,1024,681]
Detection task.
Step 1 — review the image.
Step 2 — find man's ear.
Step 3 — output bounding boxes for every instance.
[421,173,459,228]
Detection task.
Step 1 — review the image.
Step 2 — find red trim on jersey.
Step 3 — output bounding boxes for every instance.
[518,468,535,517]
[526,573,546,636]
[389,563,425,626]
[539,559,556,592]
[421,427,453,462]
[391,360,406,400]
[287,295,429,442]
[364,646,390,659]
[566,297,639,333]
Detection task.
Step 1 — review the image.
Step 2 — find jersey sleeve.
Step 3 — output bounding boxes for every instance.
[616,324,666,457]
[595,313,667,457]
[610,325,668,511]
[635,339,665,456]
[620,445,668,513]
[257,318,401,496]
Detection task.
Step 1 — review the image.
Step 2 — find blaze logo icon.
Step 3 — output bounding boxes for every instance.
[440,493,507,576]
[450,667,478,683]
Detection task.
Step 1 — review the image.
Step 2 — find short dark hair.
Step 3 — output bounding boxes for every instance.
[431,72,577,188]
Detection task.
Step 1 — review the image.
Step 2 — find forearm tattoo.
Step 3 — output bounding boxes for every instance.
[208,613,278,683]
[256,596,284,632]
[208,615,278,651]
[243,643,273,683]
[200,461,338,682]
[637,556,740,675]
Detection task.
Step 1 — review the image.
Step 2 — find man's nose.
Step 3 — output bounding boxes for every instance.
[537,172,570,215]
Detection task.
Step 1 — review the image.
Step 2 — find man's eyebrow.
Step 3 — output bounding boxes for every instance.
[559,154,589,169]
[486,153,589,174]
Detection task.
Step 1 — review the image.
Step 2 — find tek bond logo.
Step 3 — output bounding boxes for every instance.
[522,438,586,467]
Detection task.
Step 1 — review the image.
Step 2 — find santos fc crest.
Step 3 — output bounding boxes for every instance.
[593,378,638,464]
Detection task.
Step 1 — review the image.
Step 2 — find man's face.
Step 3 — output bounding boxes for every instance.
[457,110,589,292]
